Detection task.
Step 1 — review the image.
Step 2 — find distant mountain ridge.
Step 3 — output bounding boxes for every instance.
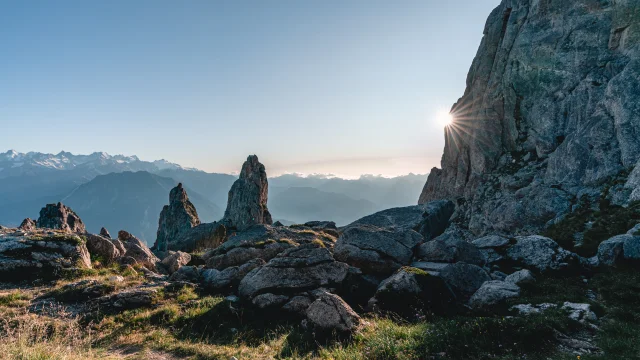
[0,150,196,178]
[0,149,428,242]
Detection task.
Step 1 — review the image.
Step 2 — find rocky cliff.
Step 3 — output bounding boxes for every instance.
[420,0,640,235]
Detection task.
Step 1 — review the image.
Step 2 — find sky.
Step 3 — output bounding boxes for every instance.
[1,0,500,178]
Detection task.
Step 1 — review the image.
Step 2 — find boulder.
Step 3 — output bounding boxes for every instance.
[505,236,579,272]
[368,267,455,316]
[154,183,201,252]
[472,235,511,264]
[417,233,485,266]
[169,265,201,282]
[100,227,112,238]
[37,203,86,233]
[173,222,227,253]
[282,295,313,316]
[201,258,265,292]
[89,288,158,313]
[18,218,36,231]
[561,302,598,322]
[469,280,521,312]
[252,293,290,309]
[86,234,123,264]
[160,251,191,274]
[118,230,160,270]
[438,263,491,300]
[203,224,333,270]
[0,230,91,282]
[343,200,454,240]
[304,292,360,336]
[334,225,423,275]
[238,244,349,301]
[597,233,640,267]
[223,155,273,230]
[505,269,535,286]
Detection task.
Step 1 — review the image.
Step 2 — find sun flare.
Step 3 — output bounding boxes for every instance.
[436,110,454,127]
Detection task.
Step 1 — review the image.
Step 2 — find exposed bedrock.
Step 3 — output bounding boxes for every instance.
[420,0,640,235]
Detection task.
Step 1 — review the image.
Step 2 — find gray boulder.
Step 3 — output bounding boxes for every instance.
[252,293,290,309]
[37,203,86,233]
[343,200,454,240]
[118,230,160,270]
[505,236,579,272]
[469,280,521,311]
[334,225,423,275]
[0,228,92,282]
[223,155,272,231]
[305,292,360,336]
[169,265,201,282]
[238,244,349,301]
[89,288,158,313]
[201,258,265,291]
[417,232,485,266]
[438,263,491,300]
[204,224,337,270]
[597,233,640,266]
[472,235,511,264]
[368,267,456,316]
[505,269,535,286]
[161,251,191,274]
[154,183,201,252]
[86,234,123,264]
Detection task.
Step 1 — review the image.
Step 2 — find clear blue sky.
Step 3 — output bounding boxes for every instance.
[1,0,500,177]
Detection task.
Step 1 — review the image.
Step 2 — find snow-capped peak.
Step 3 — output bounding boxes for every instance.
[0,150,203,176]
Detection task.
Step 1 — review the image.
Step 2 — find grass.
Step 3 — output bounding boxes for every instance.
[2,268,640,359]
[0,291,31,307]
[543,195,640,257]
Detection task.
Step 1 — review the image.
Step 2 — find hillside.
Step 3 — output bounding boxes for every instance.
[63,171,221,243]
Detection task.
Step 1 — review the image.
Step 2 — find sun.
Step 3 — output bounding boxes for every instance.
[436,110,454,127]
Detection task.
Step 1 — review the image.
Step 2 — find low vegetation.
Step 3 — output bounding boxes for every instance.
[0,265,637,359]
[544,195,640,257]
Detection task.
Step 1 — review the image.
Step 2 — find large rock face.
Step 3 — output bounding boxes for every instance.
[223,155,272,231]
[37,203,86,233]
[154,183,201,252]
[420,0,640,235]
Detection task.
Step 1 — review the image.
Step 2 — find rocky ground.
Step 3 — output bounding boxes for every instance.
[2,181,640,359]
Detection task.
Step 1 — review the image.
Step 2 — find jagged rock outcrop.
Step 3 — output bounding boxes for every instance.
[154,183,201,252]
[37,203,86,233]
[420,0,640,235]
[0,227,91,281]
[100,227,111,238]
[223,155,272,230]
[18,218,36,231]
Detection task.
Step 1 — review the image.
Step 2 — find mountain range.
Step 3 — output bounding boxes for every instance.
[0,150,427,243]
